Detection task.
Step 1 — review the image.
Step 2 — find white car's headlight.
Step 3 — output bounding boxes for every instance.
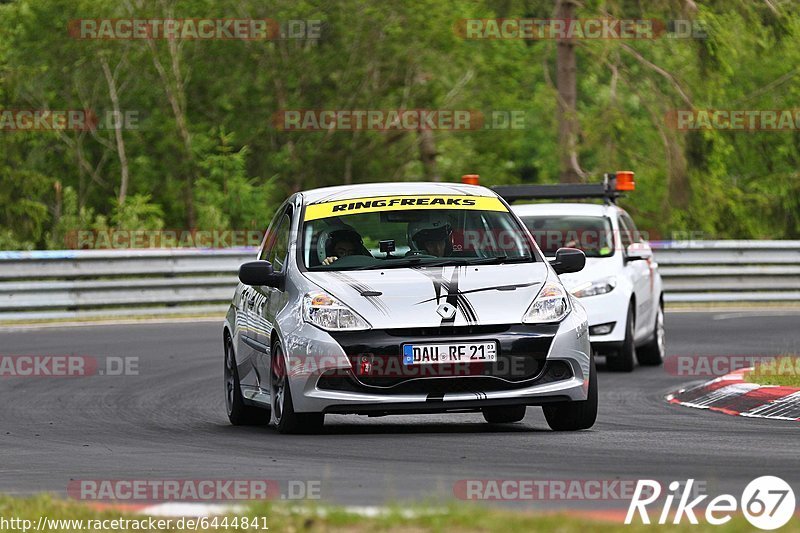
[302,291,371,331]
[571,277,617,298]
[522,281,571,323]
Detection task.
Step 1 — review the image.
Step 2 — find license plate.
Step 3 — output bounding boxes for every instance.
[402,342,497,365]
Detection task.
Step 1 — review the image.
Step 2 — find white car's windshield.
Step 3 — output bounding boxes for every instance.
[520,215,615,258]
[301,196,535,270]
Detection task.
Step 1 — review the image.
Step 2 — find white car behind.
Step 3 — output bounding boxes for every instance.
[512,201,665,372]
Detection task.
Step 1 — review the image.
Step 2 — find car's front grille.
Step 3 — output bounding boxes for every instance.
[316,360,573,395]
[327,324,557,389]
[384,325,510,337]
[346,352,545,386]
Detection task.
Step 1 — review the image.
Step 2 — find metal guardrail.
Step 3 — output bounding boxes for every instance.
[0,249,250,321]
[652,241,800,303]
[0,241,798,320]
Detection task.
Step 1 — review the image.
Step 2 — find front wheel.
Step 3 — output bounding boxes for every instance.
[271,342,324,434]
[543,357,598,431]
[224,335,266,426]
[606,304,636,372]
[637,303,665,366]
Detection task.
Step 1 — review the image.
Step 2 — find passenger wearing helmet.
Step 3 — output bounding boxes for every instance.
[321,228,364,265]
[408,215,453,257]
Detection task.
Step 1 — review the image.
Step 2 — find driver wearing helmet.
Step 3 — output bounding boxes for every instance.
[408,215,453,257]
[322,228,364,265]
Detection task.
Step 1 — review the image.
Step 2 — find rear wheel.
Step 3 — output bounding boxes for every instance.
[606,304,635,372]
[637,303,665,366]
[482,405,527,424]
[271,342,324,434]
[543,357,598,431]
[224,335,266,426]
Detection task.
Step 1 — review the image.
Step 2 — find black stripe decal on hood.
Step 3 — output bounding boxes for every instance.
[456,293,479,324]
[415,266,477,326]
[442,267,460,325]
[414,280,541,304]
[329,272,389,316]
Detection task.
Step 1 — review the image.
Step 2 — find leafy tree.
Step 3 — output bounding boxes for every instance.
[0,0,799,249]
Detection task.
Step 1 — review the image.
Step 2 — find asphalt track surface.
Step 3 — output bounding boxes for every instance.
[0,310,798,509]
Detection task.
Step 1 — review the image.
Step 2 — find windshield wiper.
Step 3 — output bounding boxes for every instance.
[465,255,533,265]
[352,254,533,270]
[419,258,471,268]
[407,256,530,268]
[467,255,508,265]
[353,257,424,270]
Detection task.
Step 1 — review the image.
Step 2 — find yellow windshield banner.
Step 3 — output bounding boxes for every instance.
[304,195,508,221]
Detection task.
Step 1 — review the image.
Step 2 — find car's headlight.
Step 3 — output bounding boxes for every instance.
[522,281,571,323]
[571,277,617,298]
[302,291,371,331]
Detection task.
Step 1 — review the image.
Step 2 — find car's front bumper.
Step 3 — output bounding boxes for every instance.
[573,288,630,344]
[282,307,591,414]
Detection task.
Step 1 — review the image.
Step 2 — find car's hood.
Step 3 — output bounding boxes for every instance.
[557,257,618,293]
[302,263,549,329]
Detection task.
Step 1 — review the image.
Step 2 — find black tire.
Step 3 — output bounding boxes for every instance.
[224,334,266,426]
[271,342,324,434]
[543,357,598,431]
[637,302,665,366]
[482,404,527,424]
[606,304,636,372]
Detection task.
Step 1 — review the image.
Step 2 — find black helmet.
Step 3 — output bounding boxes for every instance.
[408,215,452,254]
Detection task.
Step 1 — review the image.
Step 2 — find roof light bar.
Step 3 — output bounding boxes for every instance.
[615,170,635,191]
[492,171,635,204]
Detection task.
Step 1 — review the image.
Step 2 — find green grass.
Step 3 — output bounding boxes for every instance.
[746,356,800,387]
[1,495,798,532]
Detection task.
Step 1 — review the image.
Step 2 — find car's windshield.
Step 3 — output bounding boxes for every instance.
[520,215,615,258]
[301,195,535,270]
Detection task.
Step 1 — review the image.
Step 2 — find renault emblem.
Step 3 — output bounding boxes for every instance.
[437,303,457,319]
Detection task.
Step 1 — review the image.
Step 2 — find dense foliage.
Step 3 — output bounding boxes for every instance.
[1,0,799,249]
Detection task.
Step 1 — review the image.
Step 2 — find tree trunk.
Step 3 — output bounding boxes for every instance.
[418,128,440,181]
[100,56,130,206]
[53,180,62,221]
[556,0,583,183]
[344,152,353,185]
[147,38,196,228]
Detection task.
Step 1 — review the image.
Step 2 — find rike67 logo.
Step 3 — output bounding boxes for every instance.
[626,477,795,530]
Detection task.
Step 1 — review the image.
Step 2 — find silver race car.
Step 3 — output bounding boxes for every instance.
[223,182,595,433]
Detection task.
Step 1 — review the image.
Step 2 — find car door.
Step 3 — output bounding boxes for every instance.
[252,205,293,394]
[619,211,653,339]
[236,206,286,391]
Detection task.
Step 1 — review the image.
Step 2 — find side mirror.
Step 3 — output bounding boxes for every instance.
[238,261,283,289]
[550,247,586,274]
[625,242,653,262]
